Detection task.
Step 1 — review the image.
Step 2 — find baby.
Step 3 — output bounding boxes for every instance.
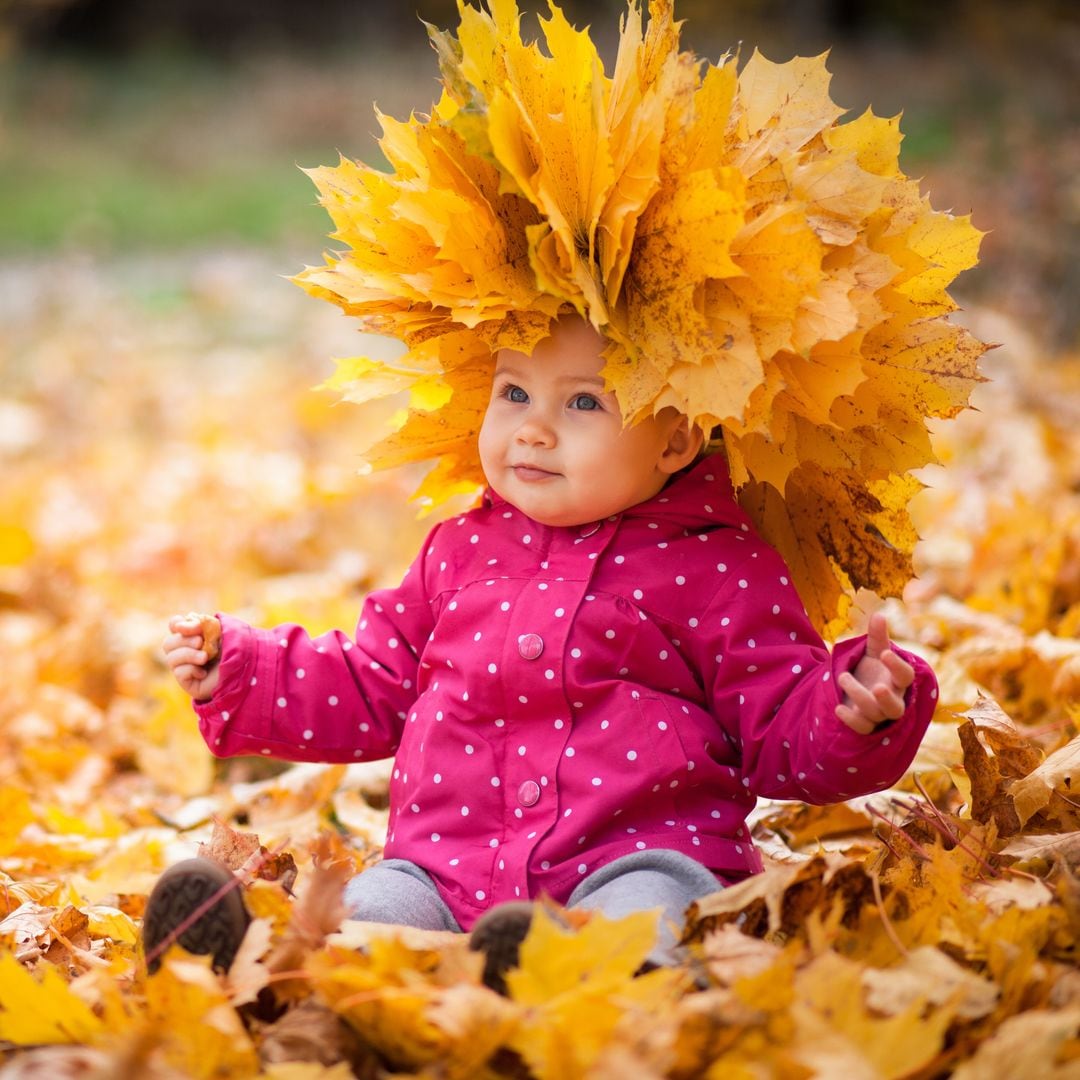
[151,316,936,988]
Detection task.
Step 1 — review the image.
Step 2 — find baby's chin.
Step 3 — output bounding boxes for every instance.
[503,501,588,529]
[487,481,592,529]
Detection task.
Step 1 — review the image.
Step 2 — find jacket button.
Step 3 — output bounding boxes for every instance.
[517,780,541,807]
[517,633,544,660]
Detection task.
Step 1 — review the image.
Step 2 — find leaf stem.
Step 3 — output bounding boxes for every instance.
[871,871,909,959]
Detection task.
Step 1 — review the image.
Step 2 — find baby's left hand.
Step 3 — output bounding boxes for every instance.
[835,612,915,734]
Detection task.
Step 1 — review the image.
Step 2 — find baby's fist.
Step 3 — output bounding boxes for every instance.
[834,612,914,735]
[163,612,222,701]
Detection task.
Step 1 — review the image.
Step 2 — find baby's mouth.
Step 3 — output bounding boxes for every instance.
[511,463,559,481]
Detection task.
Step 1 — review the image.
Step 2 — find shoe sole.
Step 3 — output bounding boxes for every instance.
[142,857,250,974]
[468,901,536,994]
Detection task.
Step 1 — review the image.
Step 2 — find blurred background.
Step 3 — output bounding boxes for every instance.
[2,10,1080,1060]
[2,0,1078,344]
[1,0,1078,670]
[1,0,1080,963]
[1,0,1079,715]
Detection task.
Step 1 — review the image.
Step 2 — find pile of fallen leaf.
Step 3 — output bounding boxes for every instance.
[0,258,1078,1077]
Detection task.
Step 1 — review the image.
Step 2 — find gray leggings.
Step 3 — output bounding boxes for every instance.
[342,849,721,965]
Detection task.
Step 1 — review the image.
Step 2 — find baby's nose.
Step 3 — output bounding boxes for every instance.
[516,418,555,446]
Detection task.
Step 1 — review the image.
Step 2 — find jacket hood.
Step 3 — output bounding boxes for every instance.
[623,455,750,533]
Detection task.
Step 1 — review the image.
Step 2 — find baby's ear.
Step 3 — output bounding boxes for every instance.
[659,414,704,474]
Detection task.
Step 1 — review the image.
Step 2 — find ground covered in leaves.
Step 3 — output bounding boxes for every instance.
[1,256,1079,1077]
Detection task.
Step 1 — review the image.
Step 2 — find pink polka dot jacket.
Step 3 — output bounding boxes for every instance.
[195,457,937,929]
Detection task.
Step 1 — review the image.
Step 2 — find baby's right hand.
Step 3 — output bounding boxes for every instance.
[163,613,222,701]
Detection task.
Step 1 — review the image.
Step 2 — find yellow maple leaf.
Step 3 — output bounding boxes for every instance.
[861,946,999,1022]
[596,0,675,298]
[725,204,827,363]
[897,211,984,313]
[489,5,616,319]
[236,867,289,915]
[828,377,938,478]
[317,355,432,407]
[825,107,903,178]
[0,873,62,917]
[788,148,891,246]
[793,951,957,1079]
[306,937,513,1075]
[878,836,1027,962]
[0,951,106,1045]
[82,905,138,946]
[143,955,259,1078]
[738,466,919,636]
[734,50,846,172]
[505,907,686,1080]
[508,906,659,1002]
[75,832,168,902]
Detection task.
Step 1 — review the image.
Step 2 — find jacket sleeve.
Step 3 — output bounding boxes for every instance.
[700,539,938,804]
[194,527,440,763]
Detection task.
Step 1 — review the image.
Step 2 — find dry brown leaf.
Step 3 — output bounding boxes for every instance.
[0,902,60,949]
[950,1006,1080,1079]
[257,999,371,1071]
[1010,734,1080,827]
[686,853,873,942]
[197,819,261,871]
[969,876,1056,914]
[1000,832,1080,873]
[198,819,299,891]
[758,799,873,848]
[958,719,1024,836]
[262,837,352,1003]
[224,917,273,1008]
[183,613,221,663]
[0,1046,116,1079]
[862,945,999,1020]
[698,924,785,986]
[962,693,1025,740]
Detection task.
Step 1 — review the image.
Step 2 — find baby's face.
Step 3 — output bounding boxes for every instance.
[478,318,683,527]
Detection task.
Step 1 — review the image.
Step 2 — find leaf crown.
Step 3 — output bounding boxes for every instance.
[294,0,987,636]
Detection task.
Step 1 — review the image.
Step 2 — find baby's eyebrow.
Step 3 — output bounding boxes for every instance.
[495,365,605,388]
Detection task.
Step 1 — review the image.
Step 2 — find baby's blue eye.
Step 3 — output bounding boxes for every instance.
[571,394,600,411]
[505,385,529,403]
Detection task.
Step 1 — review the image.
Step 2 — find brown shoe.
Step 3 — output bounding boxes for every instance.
[142,857,251,974]
[468,901,537,994]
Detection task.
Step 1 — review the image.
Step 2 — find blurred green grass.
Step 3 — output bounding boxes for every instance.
[0,49,411,253]
[1,16,1075,348]
[0,42,972,255]
[0,154,323,249]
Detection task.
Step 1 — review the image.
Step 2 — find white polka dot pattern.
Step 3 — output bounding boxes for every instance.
[193,457,938,927]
